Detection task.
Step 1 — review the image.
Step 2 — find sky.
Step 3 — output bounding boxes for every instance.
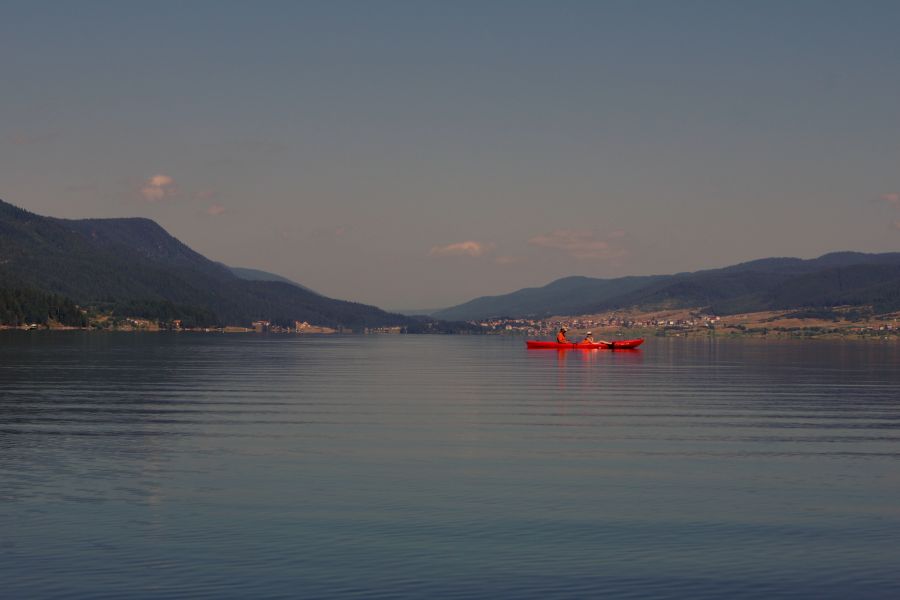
[2,1,899,310]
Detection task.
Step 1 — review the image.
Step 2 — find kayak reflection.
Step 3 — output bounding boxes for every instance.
[524,345,643,390]
[542,347,643,360]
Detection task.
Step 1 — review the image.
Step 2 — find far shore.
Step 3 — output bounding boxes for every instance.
[3,305,899,341]
[473,306,900,341]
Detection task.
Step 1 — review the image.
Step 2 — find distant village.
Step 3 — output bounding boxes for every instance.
[473,307,900,339]
[473,313,722,337]
[4,307,898,339]
[97,318,404,334]
[1,316,405,334]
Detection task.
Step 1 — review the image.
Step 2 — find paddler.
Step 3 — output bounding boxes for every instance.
[582,331,594,343]
[556,326,570,343]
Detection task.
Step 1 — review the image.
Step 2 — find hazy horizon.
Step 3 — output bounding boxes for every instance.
[3,1,899,308]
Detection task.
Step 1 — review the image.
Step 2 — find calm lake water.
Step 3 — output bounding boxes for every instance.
[1,333,898,599]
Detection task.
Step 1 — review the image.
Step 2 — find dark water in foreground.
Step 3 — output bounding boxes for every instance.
[1,333,898,599]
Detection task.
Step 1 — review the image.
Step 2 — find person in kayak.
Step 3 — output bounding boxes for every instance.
[556,326,570,343]
[582,330,613,346]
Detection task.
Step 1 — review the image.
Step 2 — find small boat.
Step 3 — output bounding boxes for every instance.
[526,338,644,350]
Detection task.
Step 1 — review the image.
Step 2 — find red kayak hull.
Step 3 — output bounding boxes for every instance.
[526,339,644,350]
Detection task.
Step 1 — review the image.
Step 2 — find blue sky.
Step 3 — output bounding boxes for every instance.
[2,1,899,308]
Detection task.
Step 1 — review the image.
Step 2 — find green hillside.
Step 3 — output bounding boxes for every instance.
[434,252,900,320]
[227,265,319,295]
[0,199,413,329]
[0,287,88,327]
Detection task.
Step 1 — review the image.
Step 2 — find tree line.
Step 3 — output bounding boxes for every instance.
[0,288,89,327]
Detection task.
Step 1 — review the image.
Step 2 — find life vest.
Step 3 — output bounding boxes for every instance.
[556,332,568,343]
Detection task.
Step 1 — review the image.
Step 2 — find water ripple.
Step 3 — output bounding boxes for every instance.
[1,334,898,598]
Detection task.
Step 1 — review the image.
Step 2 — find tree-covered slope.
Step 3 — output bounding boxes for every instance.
[0,287,88,327]
[0,199,411,329]
[432,275,663,321]
[227,265,319,295]
[434,252,900,320]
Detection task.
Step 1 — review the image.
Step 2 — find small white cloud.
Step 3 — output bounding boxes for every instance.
[882,192,900,205]
[139,174,177,202]
[206,203,226,216]
[428,240,492,258]
[529,229,627,261]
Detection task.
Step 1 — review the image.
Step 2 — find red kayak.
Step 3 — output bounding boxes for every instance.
[526,338,644,350]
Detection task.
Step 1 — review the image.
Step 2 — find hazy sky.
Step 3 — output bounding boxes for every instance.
[3,1,899,309]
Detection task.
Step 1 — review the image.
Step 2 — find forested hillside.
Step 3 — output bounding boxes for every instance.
[434,252,900,320]
[0,288,88,327]
[0,199,412,329]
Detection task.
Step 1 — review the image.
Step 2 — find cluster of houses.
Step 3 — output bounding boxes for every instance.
[248,321,337,334]
[475,313,723,336]
[472,310,900,339]
[96,319,340,334]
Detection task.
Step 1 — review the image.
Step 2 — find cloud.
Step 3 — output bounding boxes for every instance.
[206,203,226,216]
[528,229,627,260]
[428,240,492,258]
[882,193,900,205]
[139,174,177,202]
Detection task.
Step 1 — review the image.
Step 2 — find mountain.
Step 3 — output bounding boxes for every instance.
[227,265,319,295]
[433,252,900,320]
[432,275,664,321]
[388,307,444,316]
[0,199,412,329]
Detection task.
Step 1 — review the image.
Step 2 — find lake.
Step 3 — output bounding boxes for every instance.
[1,333,898,599]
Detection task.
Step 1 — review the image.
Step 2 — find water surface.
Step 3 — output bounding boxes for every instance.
[1,333,898,598]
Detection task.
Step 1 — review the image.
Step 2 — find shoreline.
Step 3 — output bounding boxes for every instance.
[2,327,898,342]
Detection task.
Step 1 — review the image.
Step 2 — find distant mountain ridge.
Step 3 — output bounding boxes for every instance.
[0,199,411,329]
[433,251,900,321]
[226,265,319,295]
